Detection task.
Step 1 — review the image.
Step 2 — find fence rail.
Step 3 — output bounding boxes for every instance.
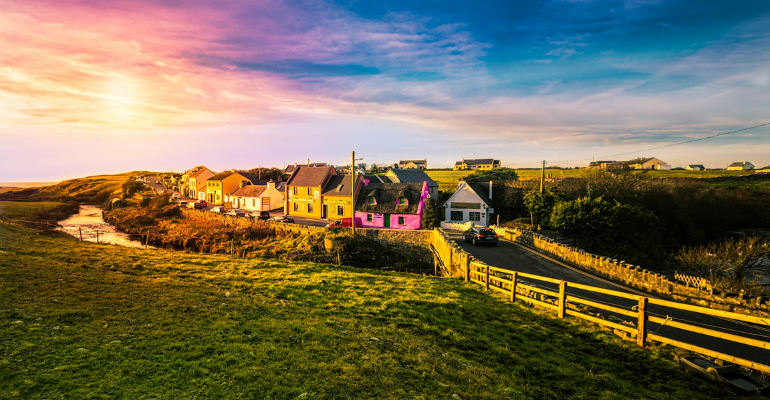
[460,249,770,374]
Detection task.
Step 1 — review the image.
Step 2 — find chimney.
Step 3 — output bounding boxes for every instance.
[489,180,493,200]
[267,180,276,190]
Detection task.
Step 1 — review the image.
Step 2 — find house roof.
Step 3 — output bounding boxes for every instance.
[460,158,500,166]
[190,167,213,179]
[285,166,334,187]
[399,159,427,164]
[363,174,392,183]
[467,183,492,206]
[386,169,437,187]
[321,175,357,196]
[728,161,753,168]
[209,170,257,182]
[355,182,424,214]
[284,163,329,174]
[230,185,267,198]
[687,165,705,169]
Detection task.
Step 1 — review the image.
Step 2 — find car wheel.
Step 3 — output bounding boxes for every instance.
[472,237,478,246]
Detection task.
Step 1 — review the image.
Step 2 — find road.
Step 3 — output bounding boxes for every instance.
[444,230,770,370]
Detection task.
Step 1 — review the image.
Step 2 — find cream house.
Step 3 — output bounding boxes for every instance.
[626,157,671,170]
[727,161,755,171]
[228,181,284,211]
[443,181,494,227]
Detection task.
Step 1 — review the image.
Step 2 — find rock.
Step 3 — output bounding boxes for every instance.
[451,394,461,399]
[225,292,232,298]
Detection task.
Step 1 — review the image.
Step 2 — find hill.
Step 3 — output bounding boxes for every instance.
[0,218,741,399]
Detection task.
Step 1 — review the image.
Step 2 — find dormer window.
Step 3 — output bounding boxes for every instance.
[366,196,377,205]
[396,197,408,206]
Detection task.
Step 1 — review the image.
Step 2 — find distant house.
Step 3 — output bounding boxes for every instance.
[588,161,624,170]
[727,161,755,171]
[320,174,363,220]
[398,159,428,170]
[756,166,770,174]
[285,166,336,219]
[228,180,284,211]
[685,165,705,171]
[355,182,430,229]
[443,181,494,227]
[188,167,215,199]
[383,168,439,201]
[626,157,671,170]
[205,170,258,205]
[453,158,501,171]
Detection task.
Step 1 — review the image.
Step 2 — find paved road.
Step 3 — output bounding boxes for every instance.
[445,230,770,370]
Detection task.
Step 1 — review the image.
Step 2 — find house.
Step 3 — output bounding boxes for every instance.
[205,170,258,205]
[589,161,624,170]
[285,166,336,219]
[320,174,363,220]
[398,159,428,170]
[384,168,439,201]
[727,161,755,171]
[355,182,430,229]
[227,180,284,211]
[188,167,215,199]
[626,157,671,170]
[685,165,705,171]
[443,181,494,227]
[453,158,501,171]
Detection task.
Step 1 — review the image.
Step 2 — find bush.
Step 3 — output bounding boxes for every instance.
[523,188,564,228]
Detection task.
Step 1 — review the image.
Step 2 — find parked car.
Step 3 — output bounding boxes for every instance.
[192,201,204,210]
[247,211,271,220]
[271,215,295,223]
[198,200,208,207]
[226,209,247,217]
[326,218,354,228]
[463,227,499,246]
[210,206,225,213]
[171,193,180,198]
[178,201,188,207]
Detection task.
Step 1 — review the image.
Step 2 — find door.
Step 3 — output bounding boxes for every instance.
[384,213,391,228]
[322,204,328,219]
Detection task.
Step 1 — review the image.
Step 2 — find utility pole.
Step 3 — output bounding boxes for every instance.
[539,160,546,194]
[351,151,356,236]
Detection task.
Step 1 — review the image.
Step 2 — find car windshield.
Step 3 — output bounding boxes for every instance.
[479,229,495,235]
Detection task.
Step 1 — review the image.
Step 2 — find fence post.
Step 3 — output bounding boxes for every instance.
[464,254,470,282]
[637,297,648,347]
[96,231,99,243]
[510,272,518,302]
[485,265,490,291]
[558,281,567,319]
[79,226,83,242]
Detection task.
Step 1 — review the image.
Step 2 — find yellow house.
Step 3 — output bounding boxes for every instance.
[206,170,258,205]
[320,174,363,220]
[188,167,215,199]
[453,158,501,171]
[285,166,336,219]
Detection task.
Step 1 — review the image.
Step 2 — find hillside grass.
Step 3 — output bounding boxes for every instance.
[0,201,64,218]
[0,221,743,399]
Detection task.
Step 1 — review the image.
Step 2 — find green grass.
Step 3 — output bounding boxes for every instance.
[0,223,742,399]
[0,201,64,218]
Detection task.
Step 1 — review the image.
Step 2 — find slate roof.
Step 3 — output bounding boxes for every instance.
[728,161,753,168]
[459,158,500,166]
[209,170,257,183]
[190,167,212,178]
[356,182,423,214]
[386,169,437,187]
[285,166,334,187]
[687,165,705,169]
[467,183,492,206]
[363,174,392,183]
[284,163,329,174]
[321,175,357,197]
[230,185,267,198]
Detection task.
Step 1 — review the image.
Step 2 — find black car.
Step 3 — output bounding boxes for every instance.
[463,227,499,246]
[248,211,271,220]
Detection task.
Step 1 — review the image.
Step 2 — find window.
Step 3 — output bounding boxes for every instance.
[396,197,408,206]
[306,187,311,195]
[398,216,405,225]
[293,202,299,212]
[367,214,373,222]
[469,212,481,222]
[252,199,256,207]
[262,197,270,206]
[367,196,377,205]
[450,211,463,221]
[336,205,344,215]
[307,203,314,213]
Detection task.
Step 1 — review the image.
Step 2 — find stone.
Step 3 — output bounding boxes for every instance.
[225,292,232,297]
[451,394,461,399]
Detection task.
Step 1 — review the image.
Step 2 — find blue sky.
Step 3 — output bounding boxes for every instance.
[1,0,769,181]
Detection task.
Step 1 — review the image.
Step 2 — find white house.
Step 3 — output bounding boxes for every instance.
[727,161,755,171]
[227,181,284,211]
[627,157,671,170]
[443,181,494,227]
[685,165,705,171]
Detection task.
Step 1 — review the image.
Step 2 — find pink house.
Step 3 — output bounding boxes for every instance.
[354,181,429,229]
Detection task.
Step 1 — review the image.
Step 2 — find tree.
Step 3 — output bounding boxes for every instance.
[523,188,564,227]
[369,164,378,174]
[246,167,283,181]
[420,198,439,229]
[464,168,519,183]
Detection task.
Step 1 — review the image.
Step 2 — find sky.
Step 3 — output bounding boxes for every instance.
[1,0,769,181]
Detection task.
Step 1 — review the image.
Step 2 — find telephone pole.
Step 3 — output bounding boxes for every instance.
[539,160,546,194]
[351,151,357,235]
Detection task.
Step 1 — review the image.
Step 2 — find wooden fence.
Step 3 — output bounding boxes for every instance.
[462,257,770,374]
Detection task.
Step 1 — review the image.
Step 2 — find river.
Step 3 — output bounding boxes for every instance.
[57,205,151,249]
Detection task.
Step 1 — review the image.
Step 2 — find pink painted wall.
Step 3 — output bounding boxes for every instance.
[354,181,429,230]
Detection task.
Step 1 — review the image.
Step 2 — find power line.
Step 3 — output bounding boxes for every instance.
[506,122,770,168]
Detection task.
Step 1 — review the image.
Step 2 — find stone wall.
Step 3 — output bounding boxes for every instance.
[491,225,770,317]
[360,229,434,267]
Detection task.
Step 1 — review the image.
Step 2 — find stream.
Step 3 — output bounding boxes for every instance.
[57,205,151,249]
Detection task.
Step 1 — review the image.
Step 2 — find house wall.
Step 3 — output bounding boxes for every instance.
[323,195,353,220]
[287,185,322,218]
[354,180,429,230]
[444,183,491,227]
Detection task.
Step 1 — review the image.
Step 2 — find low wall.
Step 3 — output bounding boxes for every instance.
[440,221,473,231]
[491,225,770,317]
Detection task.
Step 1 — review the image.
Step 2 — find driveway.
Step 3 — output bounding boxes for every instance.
[444,230,770,370]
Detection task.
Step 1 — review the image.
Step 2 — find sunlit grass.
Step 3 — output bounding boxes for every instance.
[0,201,64,218]
[0,223,739,399]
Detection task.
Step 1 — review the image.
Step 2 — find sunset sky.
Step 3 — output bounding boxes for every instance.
[2,0,769,181]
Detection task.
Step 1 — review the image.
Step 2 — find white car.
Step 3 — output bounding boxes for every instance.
[210,206,225,213]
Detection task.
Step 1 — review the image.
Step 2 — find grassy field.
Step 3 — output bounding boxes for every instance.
[0,214,742,398]
[0,201,64,218]
[29,172,150,202]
